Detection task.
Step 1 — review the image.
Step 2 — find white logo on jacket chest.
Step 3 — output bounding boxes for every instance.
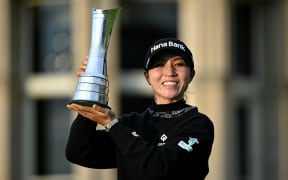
[157,134,168,147]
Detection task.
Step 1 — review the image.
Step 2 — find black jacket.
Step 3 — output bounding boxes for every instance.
[66,100,214,180]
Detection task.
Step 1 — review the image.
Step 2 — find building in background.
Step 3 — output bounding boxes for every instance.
[0,0,287,180]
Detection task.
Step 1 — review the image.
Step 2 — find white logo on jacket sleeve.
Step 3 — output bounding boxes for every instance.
[131,131,139,137]
[178,137,199,152]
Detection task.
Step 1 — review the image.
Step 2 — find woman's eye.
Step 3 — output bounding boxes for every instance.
[174,62,186,67]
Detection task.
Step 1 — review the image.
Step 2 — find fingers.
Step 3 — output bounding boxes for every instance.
[66,104,78,111]
[67,103,92,113]
[67,103,115,125]
[77,56,89,77]
[92,104,108,113]
[67,103,104,112]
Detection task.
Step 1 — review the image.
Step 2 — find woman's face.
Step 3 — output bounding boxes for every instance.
[144,55,195,104]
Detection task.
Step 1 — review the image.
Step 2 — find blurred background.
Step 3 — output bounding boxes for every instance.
[0,0,287,180]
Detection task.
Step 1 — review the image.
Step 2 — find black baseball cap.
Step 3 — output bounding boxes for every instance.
[144,38,194,70]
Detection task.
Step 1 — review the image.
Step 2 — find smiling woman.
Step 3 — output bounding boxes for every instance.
[143,38,195,104]
[144,54,194,104]
[65,37,214,180]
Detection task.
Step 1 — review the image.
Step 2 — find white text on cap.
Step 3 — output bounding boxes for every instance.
[150,41,186,53]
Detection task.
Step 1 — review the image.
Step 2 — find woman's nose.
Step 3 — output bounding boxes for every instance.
[163,63,176,76]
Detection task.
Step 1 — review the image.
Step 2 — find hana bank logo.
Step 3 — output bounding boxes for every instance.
[150,41,186,53]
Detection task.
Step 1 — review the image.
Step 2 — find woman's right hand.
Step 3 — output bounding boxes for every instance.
[77,56,88,77]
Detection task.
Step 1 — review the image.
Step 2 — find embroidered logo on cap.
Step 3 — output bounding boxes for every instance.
[178,137,199,152]
[150,41,186,54]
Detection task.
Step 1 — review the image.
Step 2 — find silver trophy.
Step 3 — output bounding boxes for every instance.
[69,7,121,107]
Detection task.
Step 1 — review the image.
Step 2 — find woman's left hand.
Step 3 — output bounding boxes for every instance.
[67,103,116,126]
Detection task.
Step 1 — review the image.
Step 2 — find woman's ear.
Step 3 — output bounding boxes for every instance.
[144,71,151,85]
[189,69,195,82]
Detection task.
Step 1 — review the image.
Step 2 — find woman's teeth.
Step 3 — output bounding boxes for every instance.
[163,82,177,85]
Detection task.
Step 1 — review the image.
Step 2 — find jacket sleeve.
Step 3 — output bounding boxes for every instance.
[65,114,117,169]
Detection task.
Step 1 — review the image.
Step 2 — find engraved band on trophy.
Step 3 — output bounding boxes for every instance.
[69,7,121,107]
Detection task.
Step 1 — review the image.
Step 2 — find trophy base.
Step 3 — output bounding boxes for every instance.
[68,100,110,109]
